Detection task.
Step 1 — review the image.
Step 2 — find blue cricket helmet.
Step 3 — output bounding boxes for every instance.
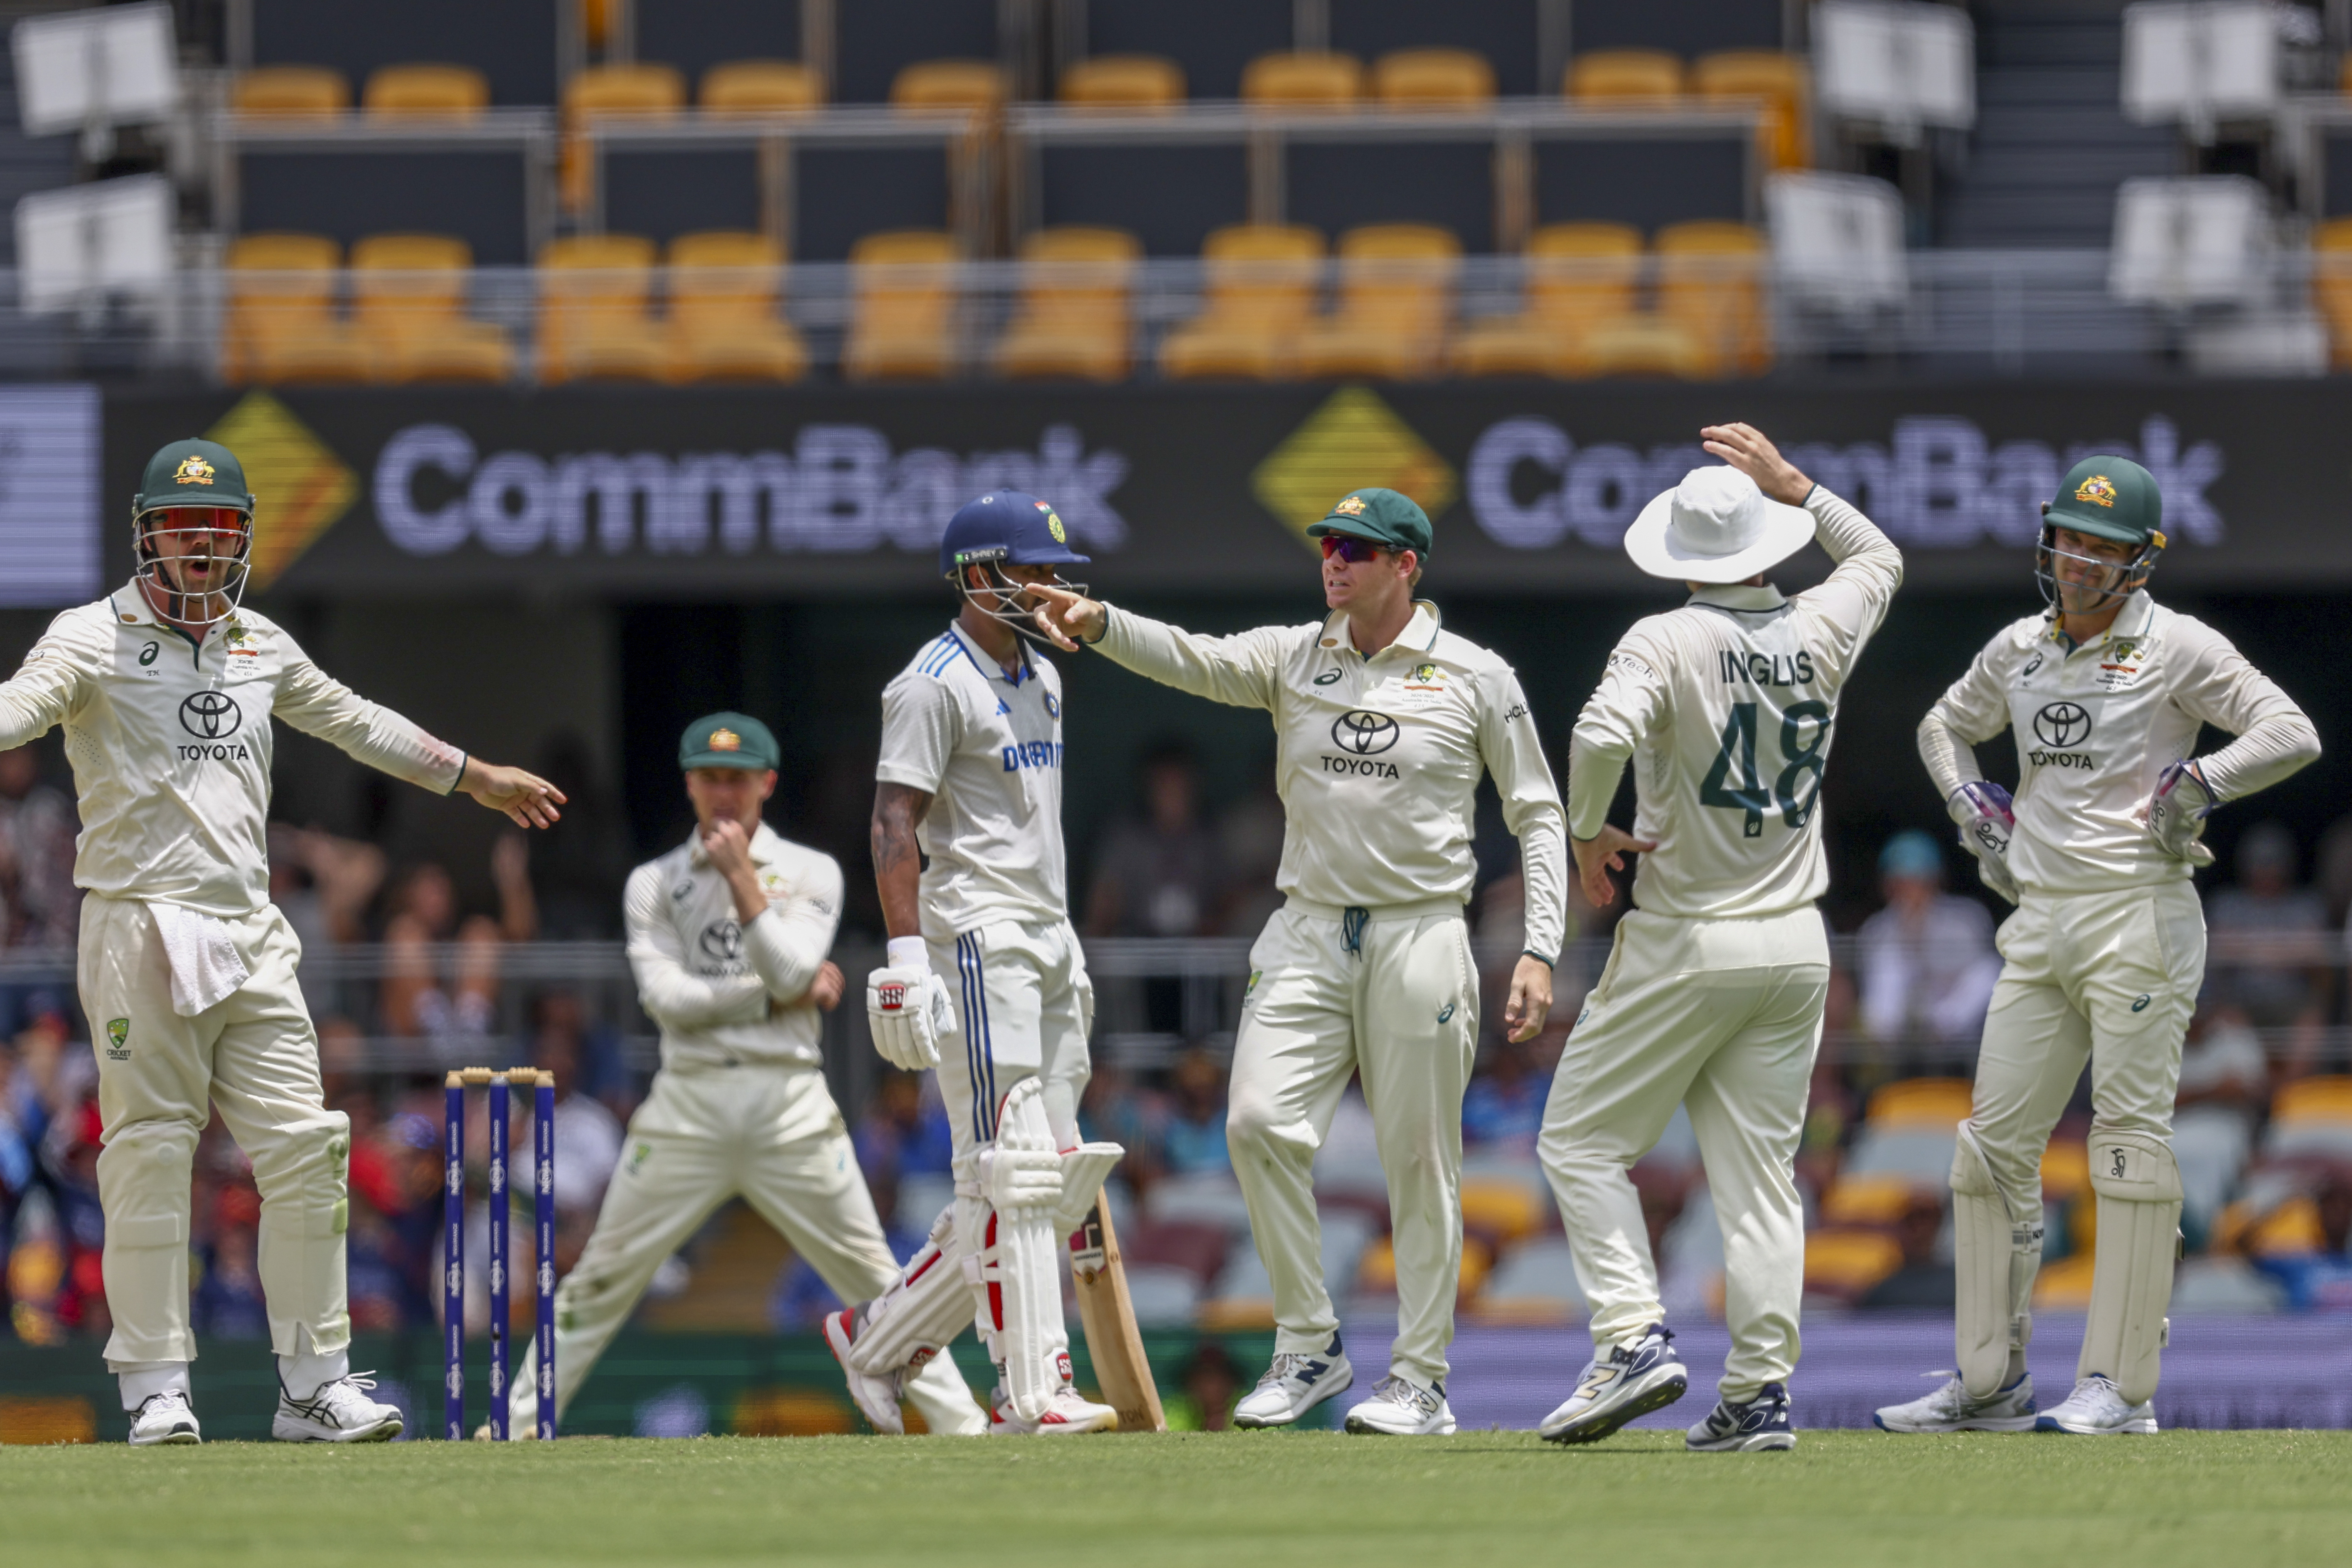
[938,490,1090,580]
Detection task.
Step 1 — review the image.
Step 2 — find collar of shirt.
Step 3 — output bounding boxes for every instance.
[2042,588,2157,654]
[111,580,162,627]
[1688,583,1786,613]
[685,821,785,870]
[1318,599,1442,658]
[947,618,1036,687]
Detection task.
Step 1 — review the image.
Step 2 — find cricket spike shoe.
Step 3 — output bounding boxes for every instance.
[990,1381,1119,1436]
[1685,1382,1796,1452]
[1233,1335,1354,1429]
[128,1390,202,1446]
[1342,1375,1456,1436]
[824,1304,908,1435]
[2033,1375,2158,1435]
[1873,1372,2036,1434]
[272,1372,403,1442]
[1539,1322,1688,1445]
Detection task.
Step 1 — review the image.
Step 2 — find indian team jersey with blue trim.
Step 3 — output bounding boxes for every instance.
[876,621,1068,939]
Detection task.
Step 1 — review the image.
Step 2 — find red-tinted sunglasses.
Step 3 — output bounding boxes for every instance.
[145,506,248,532]
[1321,535,1386,564]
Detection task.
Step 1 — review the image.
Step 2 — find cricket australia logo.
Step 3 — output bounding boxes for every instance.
[1324,710,1401,780]
[105,1018,130,1060]
[2030,701,2095,768]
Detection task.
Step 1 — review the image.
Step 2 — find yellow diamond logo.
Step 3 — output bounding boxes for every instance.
[202,392,357,590]
[1250,386,1457,548]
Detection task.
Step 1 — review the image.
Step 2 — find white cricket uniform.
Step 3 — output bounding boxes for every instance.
[1917,591,2316,1396]
[1541,488,1901,1401]
[1089,600,1567,1386]
[504,824,984,1435]
[0,583,464,1371]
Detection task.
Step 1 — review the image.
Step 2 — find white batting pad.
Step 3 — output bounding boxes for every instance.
[1950,1125,2040,1399]
[2080,1130,2183,1407]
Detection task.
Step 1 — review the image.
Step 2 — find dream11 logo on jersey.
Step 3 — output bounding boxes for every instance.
[370,423,1131,560]
[1464,415,2224,553]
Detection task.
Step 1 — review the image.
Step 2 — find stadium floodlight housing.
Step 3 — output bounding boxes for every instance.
[10,2,179,162]
[2121,1,2278,145]
[1766,172,1909,319]
[1815,0,1976,147]
[2108,175,2270,309]
[13,173,175,320]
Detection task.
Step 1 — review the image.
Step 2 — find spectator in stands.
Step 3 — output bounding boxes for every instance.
[1168,1340,1243,1432]
[0,743,78,1039]
[2207,822,2332,1075]
[853,1070,954,1235]
[1854,831,2000,1071]
[192,1187,268,1338]
[1216,777,1287,938]
[1078,1062,1159,1202]
[2244,1173,2352,1313]
[379,860,525,1044]
[2173,993,2270,1246]
[1461,1034,1546,1154]
[523,992,625,1225]
[518,730,632,940]
[1857,1189,1956,1310]
[266,824,385,1025]
[1159,1048,1231,1180]
[1085,741,1225,940]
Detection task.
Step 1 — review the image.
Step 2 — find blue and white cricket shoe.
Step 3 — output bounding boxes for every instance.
[1873,1372,2035,1434]
[1342,1374,1455,1436]
[1233,1335,1354,1429]
[2033,1375,2157,1435]
[1539,1322,1688,1445]
[1685,1381,1796,1452]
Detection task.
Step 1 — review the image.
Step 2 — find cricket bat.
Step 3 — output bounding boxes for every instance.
[1068,1201,1166,1432]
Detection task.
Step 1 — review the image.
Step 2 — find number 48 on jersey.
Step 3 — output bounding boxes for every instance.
[1700,700,1831,838]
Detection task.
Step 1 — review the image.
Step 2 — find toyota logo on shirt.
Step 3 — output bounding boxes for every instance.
[1331,711,1401,755]
[179,690,242,740]
[2032,701,2093,750]
[698,919,743,964]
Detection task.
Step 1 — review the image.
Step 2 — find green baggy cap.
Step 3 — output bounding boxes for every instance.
[1305,487,1434,557]
[136,438,254,515]
[2046,456,2163,548]
[679,711,779,771]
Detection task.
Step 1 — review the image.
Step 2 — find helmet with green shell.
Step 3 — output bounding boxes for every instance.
[2036,455,2164,614]
[132,438,257,628]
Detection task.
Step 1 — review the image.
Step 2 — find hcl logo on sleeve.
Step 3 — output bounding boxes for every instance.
[371,424,1130,559]
[1464,415,2223,552]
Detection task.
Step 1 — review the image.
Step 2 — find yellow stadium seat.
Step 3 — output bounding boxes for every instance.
[221,233,369,384]
[1452,222,1643,377]
[844,230,962,382]
[1241,52,1365,110]
[562,65,687,211]
[994,226,1141,382]
[1292,222,1460,380]
[2032,1252,2095,1309]
[1657,220,1770,376]
[2041,1140,2091,1206]
[700,60,824,115]
[1567,49,1686,106]
[1373,48,1496,110]
[665,231,807,383]
[1459,1177,1547,1245]
[1580,315,1708,378]
[1803,1229,1904,1299]
[1864,1077,1976,1130]
[363,64,490,119]
[891,60,1008,115]
[2314,220,2352,368]
[1694,49,1810,170]
[349,233,513,384]
[536,234,665,384]
[2272,1075,2352,1125]
[1357,1233,1492,1298]
[1158,223,1325,380]
[1821,1174,1933,1228]
[232,66,350,117]
[1060,54,1186,111]
[2250,1194,2330,1256]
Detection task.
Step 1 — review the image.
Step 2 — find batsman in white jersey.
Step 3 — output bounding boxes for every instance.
[0,439,562,1445]
[496,712,985,1438]
[1875,456,2317,1438]
[1537,425,1902,1452]
[825,490,1126,1436]
[1035,487,1570,1438]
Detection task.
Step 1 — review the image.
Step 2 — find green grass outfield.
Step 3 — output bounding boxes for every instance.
[3,1430,2347,1567]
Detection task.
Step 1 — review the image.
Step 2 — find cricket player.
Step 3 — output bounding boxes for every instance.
[1875,457,2317,1437]
[1536,424,1902,1452]
[497,713,987,1438]
[825,491,1125,1436]
[0,439,563,1445]
[1033,487,1570,1437]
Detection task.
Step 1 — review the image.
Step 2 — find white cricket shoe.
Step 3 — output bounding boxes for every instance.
[1233,1336,1354,1429]
[1539,1322,1688,1445]
[2033,1375,2157,1435]
[1873,1372,2035,1434]
[823,1305,908,1435]
[272,1372,404,1442]
[1342,1375,1455,1436]
[1685,1381,1796,1452]
[991,1382,1119,1436]
[128,1390,202,1446]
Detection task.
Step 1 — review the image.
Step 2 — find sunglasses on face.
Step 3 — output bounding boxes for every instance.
[1321,535,1387,564]
[148,507,248,534]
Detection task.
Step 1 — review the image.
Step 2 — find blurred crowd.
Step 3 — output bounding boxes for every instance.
[7,731,2352,1352]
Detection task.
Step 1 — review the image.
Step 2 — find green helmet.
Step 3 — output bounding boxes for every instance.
[2037,455,2165,613]
[132,439,257,628]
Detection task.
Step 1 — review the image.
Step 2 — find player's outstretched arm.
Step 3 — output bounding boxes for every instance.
[1031,583,1285,711]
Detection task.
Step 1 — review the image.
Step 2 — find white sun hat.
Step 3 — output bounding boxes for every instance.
[1624,465,1816,584]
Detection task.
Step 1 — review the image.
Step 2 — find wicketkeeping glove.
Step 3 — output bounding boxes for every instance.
[1948,781,2020,904]
[2145,758,2218,866]
[866,966,955,1071]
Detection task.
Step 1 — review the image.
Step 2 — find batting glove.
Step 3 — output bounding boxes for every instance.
[1948,781,2020,904]
[866,964,955,1071]
[2146,758,2219,866]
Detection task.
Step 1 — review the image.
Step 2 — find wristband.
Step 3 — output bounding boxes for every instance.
[886,936,930,972]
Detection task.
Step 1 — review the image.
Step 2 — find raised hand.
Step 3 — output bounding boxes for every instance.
[1700,422,1813,507]
[1026,582,1105,652]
